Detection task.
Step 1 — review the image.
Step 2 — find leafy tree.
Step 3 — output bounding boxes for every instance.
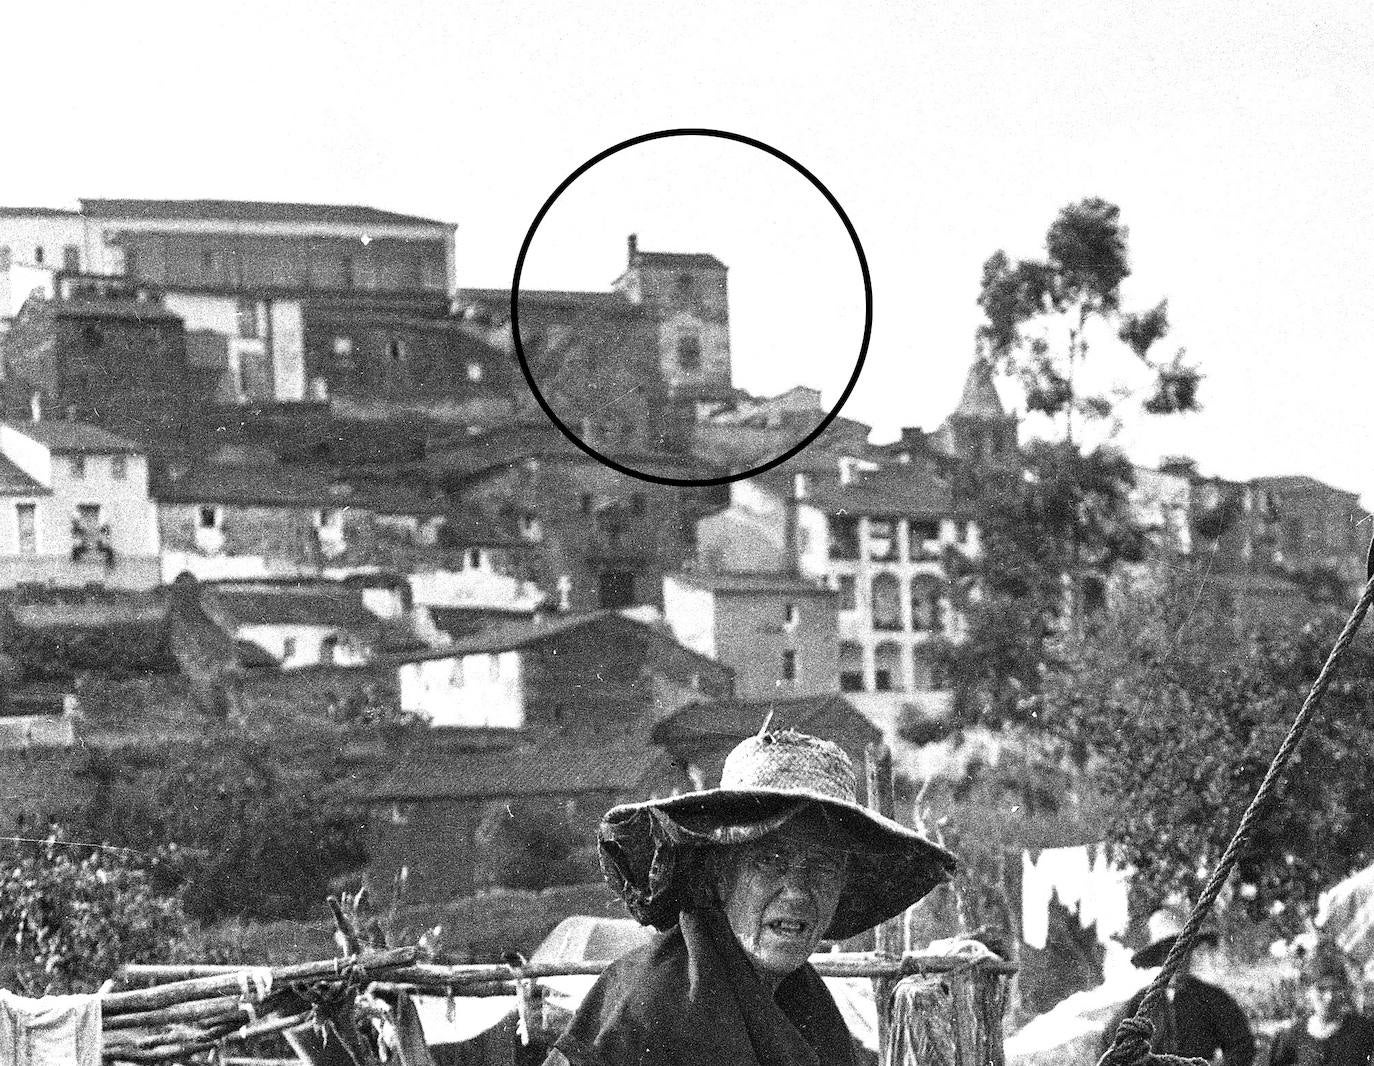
[941,199,1203,727]
[0,832,189,994]
[1036,572,1374,924]
[63,729,371,923]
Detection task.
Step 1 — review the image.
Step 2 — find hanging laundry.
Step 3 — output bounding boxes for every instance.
[0,989,102,1066]
[1022,844,1132,950]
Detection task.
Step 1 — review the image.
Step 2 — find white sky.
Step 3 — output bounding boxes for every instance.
[4,1,1372,503]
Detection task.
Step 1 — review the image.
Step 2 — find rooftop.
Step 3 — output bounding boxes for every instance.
[632,249,728,270]
[802,464,958,519]
[7,420,145,455]
[0,454,48,496]
[203,586,384,632]
[670,570,836,596]
[153,462,447,515]
[80,198,450,228]
[370,741,671,801]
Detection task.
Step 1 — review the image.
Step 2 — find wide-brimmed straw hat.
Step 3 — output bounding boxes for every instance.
[597,730,957,941]
[1131,906,1220,969]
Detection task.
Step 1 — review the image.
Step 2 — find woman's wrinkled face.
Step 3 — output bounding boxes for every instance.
[715,822,850,987]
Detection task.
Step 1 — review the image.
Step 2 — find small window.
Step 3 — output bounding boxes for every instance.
[0,246,10,271]
[33,245,45,266]
[69,456,86,479]
[332,336,354,357]
[781,650,797,682]
[674,273,695,300]
[340,255,355,288]
[198,506,220,529]
[676,333,702,372]
[283,637,297,659]
[466,362,484,382]
[236,300,259,339]
[63,245,81,272]
[466,548,484,570]
[15,503,37,555]
[838,575,857,611]
[580,493,594,515]
[388,338,405,363]
[111,455,127,480]
[783,603,798,627]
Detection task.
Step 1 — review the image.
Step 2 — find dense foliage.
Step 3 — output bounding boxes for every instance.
[1036,574,1374,924]
[0,833,189,994]
[62,730,371,923]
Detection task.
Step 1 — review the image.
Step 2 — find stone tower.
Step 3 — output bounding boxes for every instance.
[933,355,1018,464]
[613,234,733,404]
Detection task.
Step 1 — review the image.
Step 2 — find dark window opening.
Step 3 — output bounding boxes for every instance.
[840,671,865,693]
[782,650,797,682]
[677,334,702,372]
[598,570,635,608]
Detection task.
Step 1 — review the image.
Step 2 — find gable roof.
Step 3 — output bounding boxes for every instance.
[203,586,384,632]
[8,420,145,455]
[0,455,49,496]
[80,198,449,229]
[651,694,881,750]
[801,465,958,519]
[370,741,673,801]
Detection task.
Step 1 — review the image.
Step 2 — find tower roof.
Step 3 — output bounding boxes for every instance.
[950,357,1007,421]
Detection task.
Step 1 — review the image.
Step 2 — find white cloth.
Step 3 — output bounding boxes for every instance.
[0,990,102,1066]
[1022,845,1132,950]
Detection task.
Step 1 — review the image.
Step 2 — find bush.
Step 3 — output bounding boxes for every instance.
[0,831,189,994]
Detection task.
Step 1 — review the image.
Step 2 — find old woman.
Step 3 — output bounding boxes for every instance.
[545,729,958,1066]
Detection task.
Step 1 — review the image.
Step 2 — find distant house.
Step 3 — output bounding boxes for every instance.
[365,740,685,901]
[651,693,882,793]
[0,418,161,589]
[198,581,392,669]
[153,462,453,582]
[662,569,838,699]
[399,610,733,737]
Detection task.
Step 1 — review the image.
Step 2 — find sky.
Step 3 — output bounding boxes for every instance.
[3,1,1371,502]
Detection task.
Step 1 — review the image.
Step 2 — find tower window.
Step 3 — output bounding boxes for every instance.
[782,650,797,682]
[677,333,702,372]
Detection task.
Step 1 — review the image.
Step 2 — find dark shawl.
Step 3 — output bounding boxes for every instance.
[1105,975,1256,1066]
[1265,1014,1374,1066]
[553,907,857,1066]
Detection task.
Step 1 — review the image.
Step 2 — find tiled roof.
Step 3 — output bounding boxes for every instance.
[204,586,384,632]
[8,420,145,454]
[0,455,48,496]
[370,741,669,800]
[651,694,881,749]
[670,570,836,596]
[51,298,181,322]
[152,463,447,515]
[802,465,958,519]
[424,423,586,479]
[80,198,449,228]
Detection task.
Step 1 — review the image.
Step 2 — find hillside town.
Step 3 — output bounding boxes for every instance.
[2,198,1372,1064]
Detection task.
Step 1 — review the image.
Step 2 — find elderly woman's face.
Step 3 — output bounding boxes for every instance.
[715,823,849,986]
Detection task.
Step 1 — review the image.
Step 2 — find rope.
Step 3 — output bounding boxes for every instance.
[1098,572,1374,1066]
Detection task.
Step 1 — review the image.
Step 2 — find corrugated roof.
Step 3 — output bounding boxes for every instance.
[651,694,880,748]
[670,570,836,596]
[0,455,49,496]
[80,198,450,228]
[371,742,668,800]
[9,420,145,454]
[152,463,447,514]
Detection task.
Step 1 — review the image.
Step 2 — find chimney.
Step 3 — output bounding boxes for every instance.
[627,233,638,260]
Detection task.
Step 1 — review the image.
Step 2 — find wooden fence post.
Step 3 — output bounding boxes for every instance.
[866,742,902,1066]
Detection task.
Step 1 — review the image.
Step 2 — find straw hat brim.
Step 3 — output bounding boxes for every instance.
[598,786,958,942]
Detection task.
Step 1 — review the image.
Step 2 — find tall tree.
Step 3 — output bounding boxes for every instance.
[938,199,1201,728]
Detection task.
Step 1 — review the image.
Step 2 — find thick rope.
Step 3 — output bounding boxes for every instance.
[1098,573,1374,1066]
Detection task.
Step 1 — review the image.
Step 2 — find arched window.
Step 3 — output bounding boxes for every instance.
[839,642,865,693]
[874,642,904,692]
[871,573,901,631]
